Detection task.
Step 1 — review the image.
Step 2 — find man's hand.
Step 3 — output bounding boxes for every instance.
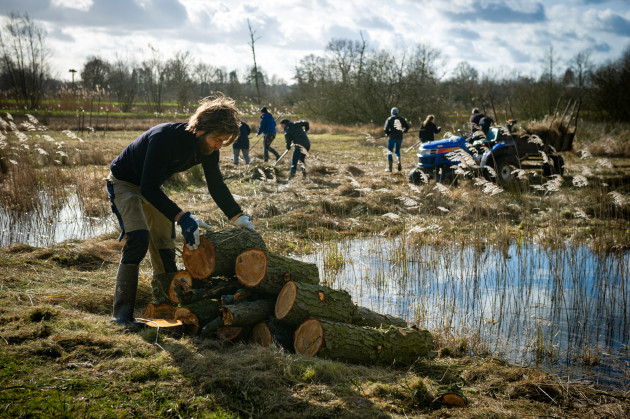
[177,212,200,250]
[233,214,256,231]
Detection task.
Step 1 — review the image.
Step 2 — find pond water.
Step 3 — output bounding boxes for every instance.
[296,236,630,390]
[0,193,116,248]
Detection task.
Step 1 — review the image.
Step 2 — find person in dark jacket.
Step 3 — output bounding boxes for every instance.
[106,95,256,328]
[257,106,280,162]
[469,108,486,132]
[279,118,311,179]
[419,114,441,143]
[384,107,410,172]
[233,119,251,164]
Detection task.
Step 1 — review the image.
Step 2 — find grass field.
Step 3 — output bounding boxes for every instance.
[1,114,629,417]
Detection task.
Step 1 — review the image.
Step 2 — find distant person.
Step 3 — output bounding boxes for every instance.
[106,95,255,329]
[384,107,410,172]
[419,114,441,143]
[279,118,310,179]
[257,106,280,162]
[469,108,492,134]
[233,119,251,165]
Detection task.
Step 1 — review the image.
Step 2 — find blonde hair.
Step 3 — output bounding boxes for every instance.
[186,94,239,146]
[423,114,434,126]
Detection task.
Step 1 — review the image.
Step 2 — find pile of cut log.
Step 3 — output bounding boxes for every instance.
[142,228,435,365]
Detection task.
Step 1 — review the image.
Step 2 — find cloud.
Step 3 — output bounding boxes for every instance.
[594,42,611,52]
[597,12,630,36]
[357,16,393,31]
[445,0,546,23]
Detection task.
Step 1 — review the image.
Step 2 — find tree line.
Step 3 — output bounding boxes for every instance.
[1,12,629,124]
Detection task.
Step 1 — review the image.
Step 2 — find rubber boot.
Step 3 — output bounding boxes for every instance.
[301,168,307,179]
[397,160,402,171]
[386,160,393,172]
[151,272,177,305]
[111,263,144,330]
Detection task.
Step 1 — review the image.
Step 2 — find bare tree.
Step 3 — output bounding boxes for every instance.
[139,45,168,112]
[166,50,194,112]
[0,13,50,108]
[108,57,137,112]
[570,49,593,89]
[247,19,261,103]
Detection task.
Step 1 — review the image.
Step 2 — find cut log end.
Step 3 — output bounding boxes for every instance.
[235,249,267,287]
[275,281,297,320]
[438,393,468,408]
[182,236,215,279]
[217,326,244,341]
[173,307,200,335]
[249,322,273,346]
[169,270,192,304]
[293,318,324,357]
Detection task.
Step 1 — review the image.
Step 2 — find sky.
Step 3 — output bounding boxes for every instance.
[0,0,628,84]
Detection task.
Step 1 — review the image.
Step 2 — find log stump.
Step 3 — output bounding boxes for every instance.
[182,236,215,279]
[174,299,222,335]
[169,270,193,304]
[293,318,435,365]
[249,319,295,351]
[202,228,267,277]
[217,326,249,342]
[275,281,355,326]
[235,249,320,294]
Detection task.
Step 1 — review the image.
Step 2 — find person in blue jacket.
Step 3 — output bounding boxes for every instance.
[384,107,410,172]
[106,95,256,329]
[257,106,280,162]
[233,119,251,164]
[279,118,310,179]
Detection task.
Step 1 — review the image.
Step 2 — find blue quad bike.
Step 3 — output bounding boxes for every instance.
[409,120,567,186]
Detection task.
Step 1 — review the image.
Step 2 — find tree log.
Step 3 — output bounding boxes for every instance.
[182,236,215,279]
[175,279,241,305]
[220,299,275,327]
[199,316,224,338]
[235,249,320,294]
[352,306,407,328]
[174,299,222,335]
[168,270,193,304]
[249,319,295,351]
[141,303,177,320]
[216,326,249,342]
[275,281,355,326]
[293,318,435,365]
[202,228,267,277]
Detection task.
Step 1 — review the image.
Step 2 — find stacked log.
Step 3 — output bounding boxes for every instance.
[140,227,435,366]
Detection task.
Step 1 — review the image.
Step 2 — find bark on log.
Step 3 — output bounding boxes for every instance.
[141,303,177,320]
[352,306,407,328]
[202,228,267,277]
[182,236,215,279]
[199,316,224,338]
[293,318,435,365]
[249,319,295,351]
[275,281,355,326]
[220,299,275,327]
[175,279,241,305]
[235,249,320,294]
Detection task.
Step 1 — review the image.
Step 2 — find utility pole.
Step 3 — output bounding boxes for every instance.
[247,19,261,104]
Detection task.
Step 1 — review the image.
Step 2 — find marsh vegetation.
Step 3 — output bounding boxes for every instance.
[1,113,629,416]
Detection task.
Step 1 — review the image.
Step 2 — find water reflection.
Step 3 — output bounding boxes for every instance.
[0,193,115,248]
[297,236,630,389]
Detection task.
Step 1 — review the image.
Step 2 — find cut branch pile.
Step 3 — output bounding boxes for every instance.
[141,228,435,365]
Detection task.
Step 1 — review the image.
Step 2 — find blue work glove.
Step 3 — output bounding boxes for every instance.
[233,214,256,231]
[177,212,200,251]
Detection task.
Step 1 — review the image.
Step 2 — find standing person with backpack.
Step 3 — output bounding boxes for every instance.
[419,114,441,143]
[232,119,251,165]
[257,106,280,162]
[279,118,310,179]
[384,107,410,172]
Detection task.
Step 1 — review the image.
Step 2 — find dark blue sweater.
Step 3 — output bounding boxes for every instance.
[257,112,276,134]
[110,122,242,221]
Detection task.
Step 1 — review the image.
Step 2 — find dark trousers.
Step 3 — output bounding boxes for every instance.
[263,133,280,162]
[290,143,310,176]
